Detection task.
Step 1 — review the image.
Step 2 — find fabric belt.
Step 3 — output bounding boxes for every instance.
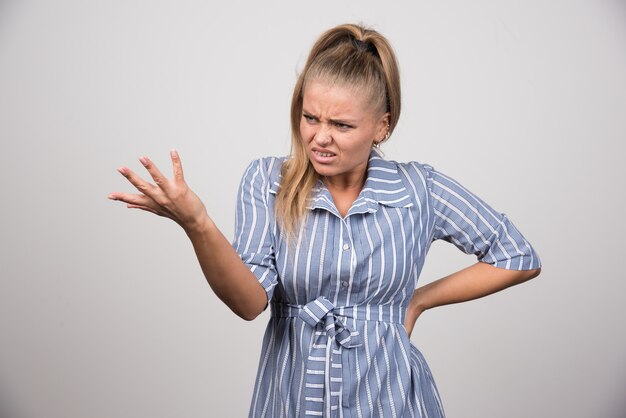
[270,296,406,326]
[270,296,405,417]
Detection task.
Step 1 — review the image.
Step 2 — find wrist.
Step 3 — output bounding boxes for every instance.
[183,212,214,238]
[408,287,428,318]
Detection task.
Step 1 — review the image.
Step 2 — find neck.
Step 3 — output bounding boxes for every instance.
[322,169,367,193]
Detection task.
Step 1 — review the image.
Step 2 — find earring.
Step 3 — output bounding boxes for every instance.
[374,124,390,148]
[383,123,390,141]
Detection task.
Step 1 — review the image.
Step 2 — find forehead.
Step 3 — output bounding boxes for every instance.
[302,80,373,117]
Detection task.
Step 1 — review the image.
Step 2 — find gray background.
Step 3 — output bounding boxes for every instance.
[1,1,625,417]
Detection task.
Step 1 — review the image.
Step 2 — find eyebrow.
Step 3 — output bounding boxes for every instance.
[302,109,358,125]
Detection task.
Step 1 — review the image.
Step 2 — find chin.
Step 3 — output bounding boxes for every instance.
[309,160,337,177]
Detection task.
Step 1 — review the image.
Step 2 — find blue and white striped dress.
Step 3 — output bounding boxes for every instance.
[233,148,541,417]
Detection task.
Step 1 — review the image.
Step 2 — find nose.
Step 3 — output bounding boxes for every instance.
[314,123,332,146]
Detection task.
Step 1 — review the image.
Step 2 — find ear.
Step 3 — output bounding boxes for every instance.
[375,112,391,143]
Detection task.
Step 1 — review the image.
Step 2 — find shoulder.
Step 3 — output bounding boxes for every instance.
[393,157,488,208]
[377,153,437,190]
[240,156,288,180]
[237,156,288,195]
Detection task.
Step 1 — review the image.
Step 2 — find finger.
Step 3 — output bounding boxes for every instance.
[110,192,176,218]
[109,191,160,214]
[117,166,157,197]
[170,149,185,184]
[138,155,171,192]
[109,191,155,208]
[126,203,160,215]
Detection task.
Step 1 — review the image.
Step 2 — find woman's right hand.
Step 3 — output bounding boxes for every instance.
[109,149,268,320]
[108,149,209,233]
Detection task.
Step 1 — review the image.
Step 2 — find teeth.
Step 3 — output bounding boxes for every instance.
[316,151,334,157]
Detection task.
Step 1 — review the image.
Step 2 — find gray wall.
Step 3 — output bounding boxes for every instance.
[1,1,625,417]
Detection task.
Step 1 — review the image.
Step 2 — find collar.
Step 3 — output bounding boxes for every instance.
[269,148,413,217]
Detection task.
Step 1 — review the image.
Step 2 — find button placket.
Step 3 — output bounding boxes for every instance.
[338,219,355,297]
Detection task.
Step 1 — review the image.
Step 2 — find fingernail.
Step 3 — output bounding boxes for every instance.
[108,194,116,200]
[117,167,126,175]
[139,156,148,166]
[170,149,177,157]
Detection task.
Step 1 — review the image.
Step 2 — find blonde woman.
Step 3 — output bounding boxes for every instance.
[109,23,541,417]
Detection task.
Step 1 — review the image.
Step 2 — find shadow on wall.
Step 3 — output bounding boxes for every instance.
[609,384,626,418]
[0,0,19,34]
[0,392,22,418]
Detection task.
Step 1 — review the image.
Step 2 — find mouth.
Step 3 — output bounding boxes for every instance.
[314,150,336,158]
[311,148,337,164]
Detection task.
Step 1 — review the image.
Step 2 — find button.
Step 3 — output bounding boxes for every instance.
[341,280,349,288]
[342,243,350,251]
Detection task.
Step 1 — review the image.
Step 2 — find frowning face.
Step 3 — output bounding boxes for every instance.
[300,80,389,188]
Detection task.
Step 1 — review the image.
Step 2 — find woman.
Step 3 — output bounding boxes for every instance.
[109,23,541,418]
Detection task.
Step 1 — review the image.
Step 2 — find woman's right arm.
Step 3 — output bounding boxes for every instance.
[184,216,268,320]
[108,150,267,321]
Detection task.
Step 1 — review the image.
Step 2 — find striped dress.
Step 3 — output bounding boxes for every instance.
[233,148,541,418]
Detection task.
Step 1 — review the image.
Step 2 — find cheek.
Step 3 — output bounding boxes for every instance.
[344,136,375,161]
[299,121,312,140]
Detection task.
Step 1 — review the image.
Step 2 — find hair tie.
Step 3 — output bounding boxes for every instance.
[351,38,379,57]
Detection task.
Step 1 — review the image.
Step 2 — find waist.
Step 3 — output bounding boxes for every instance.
[270,300,406,325]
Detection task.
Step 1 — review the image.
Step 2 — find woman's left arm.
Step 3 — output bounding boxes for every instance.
[404,262,541,337]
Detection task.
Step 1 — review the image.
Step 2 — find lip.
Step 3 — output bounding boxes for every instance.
[311,148,337,164]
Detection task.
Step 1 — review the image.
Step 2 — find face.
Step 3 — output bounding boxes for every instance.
[300,80,389,187]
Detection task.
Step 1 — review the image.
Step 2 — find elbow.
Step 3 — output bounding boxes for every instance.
[525,267,542,281]
[234,300,268,322]
[239,310,262,321]
[224,280,269,321]
[239,313,257,321]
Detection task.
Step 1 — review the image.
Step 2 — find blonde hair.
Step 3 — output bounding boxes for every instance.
[275,23,401,240]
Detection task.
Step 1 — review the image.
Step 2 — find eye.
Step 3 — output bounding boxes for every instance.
[303,114,317,123]
[334,122,353,130]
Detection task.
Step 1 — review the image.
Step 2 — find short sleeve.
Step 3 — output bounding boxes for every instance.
[232,158,279,307]
[423,163,542,270]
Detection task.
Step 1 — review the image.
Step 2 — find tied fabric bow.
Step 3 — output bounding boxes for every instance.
[297,296,362,348]
[270,296,407,416]
[290,296,362,417]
